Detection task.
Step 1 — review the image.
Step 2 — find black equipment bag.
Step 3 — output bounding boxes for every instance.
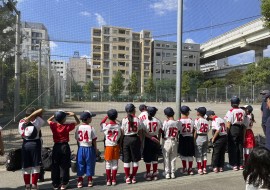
[6,148,22,171]
[41,147,52,171]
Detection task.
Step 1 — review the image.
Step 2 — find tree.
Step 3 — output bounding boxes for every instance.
[144,74,156,95]
[225,69,243,85]
[110,71,124,99]
[0,1,16,110]
[127,72,139,96]
[261,0,270,28]
[182,70,204,100]
[83,80,95,100]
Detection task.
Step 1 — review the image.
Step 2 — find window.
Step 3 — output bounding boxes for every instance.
[119,29,126,34]
[113,30,117,34]
[113,62,117,66]
[118,37,125,42]
[189,55,194,59]
[173,45,177,48]
[166,53,170,57]
[118,54,125,58]
[113,54,117,58]
[156,69,160,73]
[126,47,129,51]
[118,46,125,50]
[156,52,161,56]
[183,63,187,66]
[173,53,177,57]
[156,43,160,47]
[166,70,170,74]
[113,46,117,50]
[162,44,165,47]
[189,63,193,67]
[113,38,117,42]
[172,70,176,74]
[166,44,170,48]
[126,31,130,35]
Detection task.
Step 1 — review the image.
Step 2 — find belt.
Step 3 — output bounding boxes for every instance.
[197,134,207,136]
[124,134,137,137]
[54,141,68,144]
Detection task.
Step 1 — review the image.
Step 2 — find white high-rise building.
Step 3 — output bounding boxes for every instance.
[21,22,50,65]
[50,60,67,80]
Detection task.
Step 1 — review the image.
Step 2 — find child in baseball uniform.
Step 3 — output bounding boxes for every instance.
[162,107,181,179]
[47,110,80,190]
[194,107,210,175]
[75,111,97,188]
[205,110,227,173]
[121,103,142,184]
[178,106,195,175]
[142,106,162,181]
[241,105,256,166]
[100,109,121,186]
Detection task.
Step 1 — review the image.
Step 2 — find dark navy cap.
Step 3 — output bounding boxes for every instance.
[147,106,158,116]
[264,93,270,101]
[107,109,118,119]
[164,107,175,117]
[54,110,67,122]
[205,110,215,117]
[195,107,207,115]
[80,110,96,120]
[231,96,240,104]
[125,103,136,113]
[139,104,147,112]
[180,106,191,114]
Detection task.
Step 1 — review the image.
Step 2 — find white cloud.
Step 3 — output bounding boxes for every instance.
[95,13,107,26]
[80,11,91,17]
[50,41,58,51]
[150,0,186,15]
[185,38,195,43]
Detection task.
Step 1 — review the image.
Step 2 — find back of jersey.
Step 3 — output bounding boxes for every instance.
[103,123,121,147]
[227,108,245,125]
[162,120,180,139]
[142,117,162,136]
[75,124,97,147]
[179,118,194,137]
[121,116,141,136]
[194,118,210,135]
[212,117,227,136]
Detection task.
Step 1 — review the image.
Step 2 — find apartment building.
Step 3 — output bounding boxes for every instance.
[69,53,91,86]
[21,22,50,65]
[50,60,67,80]
[152,40,200,81]
[90,26,152,93]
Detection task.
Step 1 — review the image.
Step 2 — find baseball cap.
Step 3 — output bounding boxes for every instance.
[260,90,270,95]
[107,109,118,119]
[125,103,136,113]
[230,96,240,105]
[205,110,215,118]
[264,93,270,101]
[147,106,158,116]
[80,110,96,120]
[164,107,175,117]
[25,107,36,116]
[139,104,147,112]
[180,106,191,114]
[54,110,67,122]
[195,107,207,115]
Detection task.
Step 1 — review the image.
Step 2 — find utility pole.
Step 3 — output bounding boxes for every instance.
[38,41,42,106]
[6,0,21,121]
[47,47,51,108]
[176,0,183,118]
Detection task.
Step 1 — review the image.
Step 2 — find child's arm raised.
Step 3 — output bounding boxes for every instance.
[25,108,43,123]
[67,112,80,125]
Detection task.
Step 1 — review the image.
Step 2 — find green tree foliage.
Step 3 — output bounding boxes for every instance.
[110,71,124,98]
[225,69,243,85]
[83,80,95,100]
[127,72,139,96]
[182,70,205,96]
[144,74,156,95]
[261,0,270,28]
[240,58,270,86]
[0,1,16,110]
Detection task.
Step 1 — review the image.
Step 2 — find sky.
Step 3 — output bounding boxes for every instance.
[16,0,267,65]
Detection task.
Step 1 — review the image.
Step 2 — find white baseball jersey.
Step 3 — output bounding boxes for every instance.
[121,115,142,135]
[162,119,181,139]
[178,118,194,137]
[138,111,148,121]
[226,108,246,125]
[142,117,162,137]
[243,114,253,130]
[18,116,45,140]
[211,116,227,136]
[194,118,210,135]
[75,124,97,147]
[101,122,121,146]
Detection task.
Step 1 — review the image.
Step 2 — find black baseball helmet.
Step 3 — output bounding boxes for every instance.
[125,103,136,113]
[230,96,240,105]
[54,111,67,122]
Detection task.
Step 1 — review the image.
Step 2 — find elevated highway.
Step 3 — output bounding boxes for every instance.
[200,18,270,64]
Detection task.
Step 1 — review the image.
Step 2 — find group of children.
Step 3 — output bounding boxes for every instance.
[18,96,257,189]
